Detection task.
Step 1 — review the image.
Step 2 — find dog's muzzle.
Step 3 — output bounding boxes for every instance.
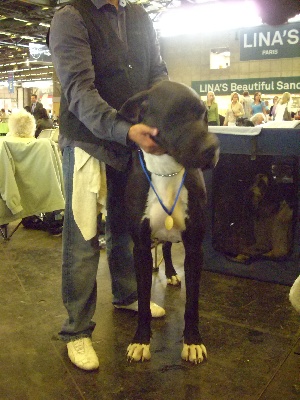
[201,146,218,169]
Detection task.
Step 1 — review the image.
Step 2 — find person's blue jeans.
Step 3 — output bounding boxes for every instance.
[59,147,137,341]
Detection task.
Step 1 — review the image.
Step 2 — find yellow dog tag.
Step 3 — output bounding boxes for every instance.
[165,215,174,230]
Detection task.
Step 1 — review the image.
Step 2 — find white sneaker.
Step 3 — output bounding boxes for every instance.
[67,338,99,371]
[114,301,165,318]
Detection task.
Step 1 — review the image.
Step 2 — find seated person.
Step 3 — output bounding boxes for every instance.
[0,108,10,123]
[6,109,63,235]
[7,108,36,138]
[35,107,54,138]
[295,110,300,120]
[250,113,266,126]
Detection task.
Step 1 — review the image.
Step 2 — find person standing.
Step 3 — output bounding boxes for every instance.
[264,100,270,115]
[269,96,279,120]
[275,92,292,121]
[240,91,253,119]
[30,94,43,120]
[204,91,220,126]
[223,92,244,126]
[251,92,266,116]
[49,0,168,371]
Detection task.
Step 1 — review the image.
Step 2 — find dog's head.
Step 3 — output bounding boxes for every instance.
[118,81,219,169]
[7,109,36,138]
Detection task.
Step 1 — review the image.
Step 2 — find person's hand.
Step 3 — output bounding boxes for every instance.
[128,123,165,155]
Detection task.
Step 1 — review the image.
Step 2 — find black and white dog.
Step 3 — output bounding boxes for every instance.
[119,81,219,364]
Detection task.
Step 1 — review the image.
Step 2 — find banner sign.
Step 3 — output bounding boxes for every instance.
[191,77,300,96]
[240,22,300,61]
[7,72,14,94]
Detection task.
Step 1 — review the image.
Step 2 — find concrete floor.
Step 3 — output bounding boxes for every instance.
[1,221,300,400]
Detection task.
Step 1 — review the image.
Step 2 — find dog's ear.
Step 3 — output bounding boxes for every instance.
[118,90,149,124]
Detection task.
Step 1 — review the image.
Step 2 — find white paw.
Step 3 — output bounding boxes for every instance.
[127,343,151,362]
[290,275,300,313]
[167,275,181,286]
[181,343,207,364]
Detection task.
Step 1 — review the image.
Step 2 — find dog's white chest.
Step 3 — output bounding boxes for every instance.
[142,152,188,243]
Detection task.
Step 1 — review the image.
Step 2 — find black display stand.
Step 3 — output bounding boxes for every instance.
[203,128,300,286]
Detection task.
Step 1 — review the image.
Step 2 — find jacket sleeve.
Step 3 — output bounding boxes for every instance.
[49,6,130,146]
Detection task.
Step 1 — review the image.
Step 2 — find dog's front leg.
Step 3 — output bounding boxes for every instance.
[127,221,153,362]
[181,235,207,364]
[162,241,181,286]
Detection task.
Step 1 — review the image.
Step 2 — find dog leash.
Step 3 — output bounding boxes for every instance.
[138,149,187,230]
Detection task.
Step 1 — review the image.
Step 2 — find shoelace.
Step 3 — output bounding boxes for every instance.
[73,339,85,353]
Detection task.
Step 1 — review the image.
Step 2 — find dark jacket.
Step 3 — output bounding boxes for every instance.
[31,101,43,119]
[57,0,167,170]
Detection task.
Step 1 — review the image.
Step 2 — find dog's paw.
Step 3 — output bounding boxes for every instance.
[290,275,300,314]
[181,343,207,364]
[167,275,181,286]
[127,343,151,362]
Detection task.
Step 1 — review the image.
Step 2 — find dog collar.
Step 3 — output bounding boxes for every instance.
[138,149,187,230]
[151,169,183,177]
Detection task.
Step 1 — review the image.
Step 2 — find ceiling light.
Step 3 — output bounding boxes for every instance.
[14,18,29,23]
[22,80,53,89]
[159,0,262,37]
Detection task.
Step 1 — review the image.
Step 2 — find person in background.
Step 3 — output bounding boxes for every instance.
[251,92,266,116]
[49,0,168,371]
[250,112,265,126]
[274,92,292,121]
[35,107,54,138]
[52,111,58,125]
[204,91,220,126]
[269,96,278,120]
[30,94,43,120]
[294,109,300,121]
[0,108,9,122]
[6,108,36,138]
[264,100,270,116]
[240,91,252,119]
[6,109,63,235]
[223,92,244,126]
